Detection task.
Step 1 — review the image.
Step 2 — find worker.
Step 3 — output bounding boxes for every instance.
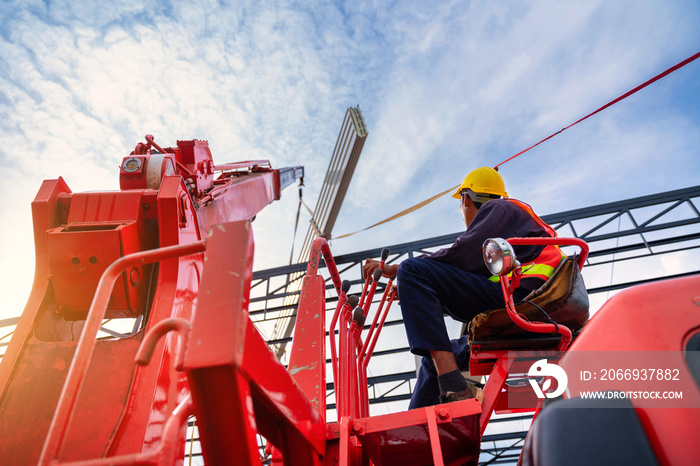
[363,167,564,408]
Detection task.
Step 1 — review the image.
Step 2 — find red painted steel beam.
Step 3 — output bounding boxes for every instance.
[426,407,445,466]
[479,358,513,436]
[288,274,327,414]
[213,160,272,171]
[0,178,71,392]
[328,401,481,466]
[184,221,325,464]
[195,171,279,235]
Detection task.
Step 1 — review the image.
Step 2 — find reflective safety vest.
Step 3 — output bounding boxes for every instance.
[488,199,566,283]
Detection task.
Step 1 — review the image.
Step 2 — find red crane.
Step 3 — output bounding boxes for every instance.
[0,135,698,465]
[0,135,303,464]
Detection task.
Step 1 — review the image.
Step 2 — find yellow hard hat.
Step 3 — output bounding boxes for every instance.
[452,167,508,199]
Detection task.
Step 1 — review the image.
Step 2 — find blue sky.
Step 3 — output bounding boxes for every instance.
[1,0,700,321]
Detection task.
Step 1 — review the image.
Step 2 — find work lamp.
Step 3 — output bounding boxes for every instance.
[123,157,142,172]
[482,238,519,276]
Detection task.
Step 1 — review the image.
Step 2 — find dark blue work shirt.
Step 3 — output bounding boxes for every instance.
[424,199,551,290]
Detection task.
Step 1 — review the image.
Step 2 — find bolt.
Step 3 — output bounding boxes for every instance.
[352,421,363,434]
[438,409,449,420]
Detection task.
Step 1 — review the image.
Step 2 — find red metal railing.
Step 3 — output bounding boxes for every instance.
[38,240,206,466]
[315,240,398,420]
[358,280,397,418]
[305,238,342,294]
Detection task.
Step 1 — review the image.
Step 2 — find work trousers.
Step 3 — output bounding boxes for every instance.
[397,257,531,408]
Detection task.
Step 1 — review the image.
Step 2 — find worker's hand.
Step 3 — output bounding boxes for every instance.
[362,259,399,279]
[362,259,379,278]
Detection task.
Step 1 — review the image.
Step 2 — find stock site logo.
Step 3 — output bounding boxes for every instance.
[528,359,568,399]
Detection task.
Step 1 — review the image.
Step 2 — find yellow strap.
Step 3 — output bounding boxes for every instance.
[488,263,556,282]
[301,198,323,238]
[334,184,460,239]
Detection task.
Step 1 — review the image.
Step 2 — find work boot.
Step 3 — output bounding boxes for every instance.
[440,383,484,405]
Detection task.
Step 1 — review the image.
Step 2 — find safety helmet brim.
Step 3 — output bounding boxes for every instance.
[454,167,508,200]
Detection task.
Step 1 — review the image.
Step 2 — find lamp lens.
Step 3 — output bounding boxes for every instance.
[484,241,504,275]
[123,157,142,172]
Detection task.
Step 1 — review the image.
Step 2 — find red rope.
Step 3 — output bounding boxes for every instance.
[495,50,700,168]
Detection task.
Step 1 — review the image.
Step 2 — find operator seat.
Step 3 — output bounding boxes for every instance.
[467,254,589,349]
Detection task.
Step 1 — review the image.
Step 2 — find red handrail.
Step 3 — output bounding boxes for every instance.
[306,239,399,420]
[358,283,397,417]
[306,238,342,295]
[359,278,394,371]
[135,317,191,371]
[305,238,349,416]
[507,237,588,270]
[39,240,206,465]
[53,395,194,466]
[328,293,348,396]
